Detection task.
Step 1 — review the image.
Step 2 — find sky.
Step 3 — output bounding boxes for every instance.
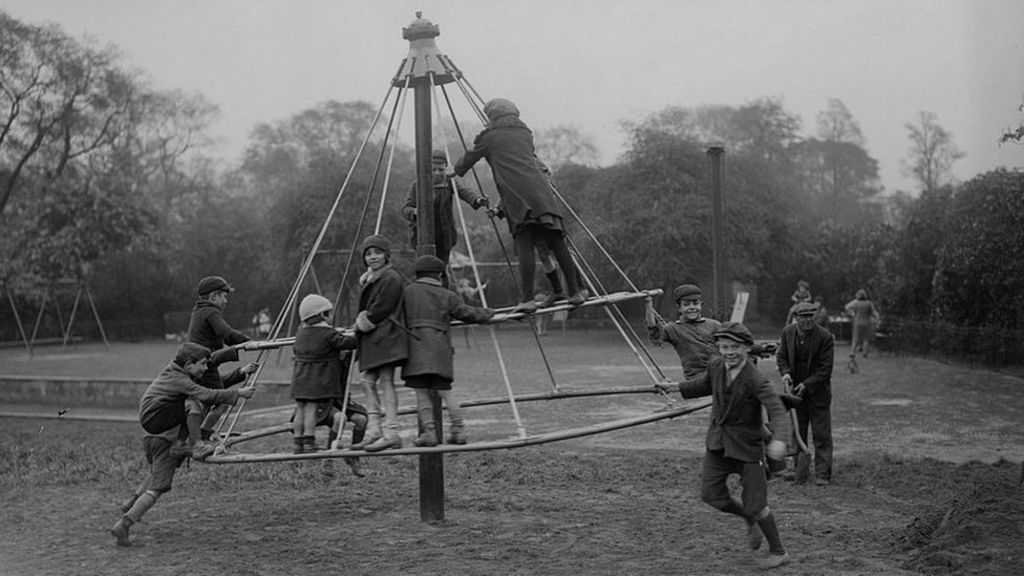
[5,0,1024,194]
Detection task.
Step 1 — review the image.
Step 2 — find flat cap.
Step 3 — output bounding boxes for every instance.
[672,284,702,302]
[196,276,233,296]
[414,254,446,276]
[793,302,819,317]
[713,321,755,346]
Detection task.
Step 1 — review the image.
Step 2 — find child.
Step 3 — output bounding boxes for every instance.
[290,294,358,454]
[657,322,791,570]
[453,98,586,314]
[402,148,488,281]
[646,284,775,383]
[317,397,369,477]
[352,235,408,452]
[112,343,255,547]
[187,275,251,440]
[402,255,494,446]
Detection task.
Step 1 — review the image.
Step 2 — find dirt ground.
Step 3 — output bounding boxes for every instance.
[1,331,1023,575]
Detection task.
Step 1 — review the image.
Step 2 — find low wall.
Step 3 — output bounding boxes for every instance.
[0,375,293,410]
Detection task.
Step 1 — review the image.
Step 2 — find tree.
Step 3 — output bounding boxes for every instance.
[534,124,599,169]
[999,96,1024,144]
[904,111,964,194]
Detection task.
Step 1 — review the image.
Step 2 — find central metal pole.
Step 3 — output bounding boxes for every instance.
[707,145,727,317]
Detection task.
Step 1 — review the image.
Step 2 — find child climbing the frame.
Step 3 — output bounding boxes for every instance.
[187,275,251,441]
[112,343,256,547]
[453,97,586,314]
[402,255,494,446]
[352,234,409,452]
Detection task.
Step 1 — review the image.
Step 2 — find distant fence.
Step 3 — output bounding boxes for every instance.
[876,316,1024,369]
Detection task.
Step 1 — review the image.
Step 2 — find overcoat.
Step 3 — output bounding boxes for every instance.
[356,266,408,372]
[401,277,493,381]
[776,323,834,409]
[291,325,357,401]
[402,176,482,257]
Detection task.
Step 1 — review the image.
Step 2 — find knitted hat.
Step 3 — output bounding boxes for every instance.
[673,284,702,302]
[414,255,446,276]
[431,149,448,164]
[483,98,519,122]
[713,322,755,346]
[360,235,391,258]
[299,294,333,322]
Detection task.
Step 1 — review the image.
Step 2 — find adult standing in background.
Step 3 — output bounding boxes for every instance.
[845,289,880,358]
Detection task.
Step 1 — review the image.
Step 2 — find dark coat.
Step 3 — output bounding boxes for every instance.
[679,356,790,462]
[356,266,408,372]
[187,301,249,388]
[291,325,358,401]
[139,362,242,435]
[776,323,834,408]
[401,278,493,380]
[453,120,564,234]
[402,176,483,259]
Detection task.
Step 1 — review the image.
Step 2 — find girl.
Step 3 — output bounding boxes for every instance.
[453,98,586,314]
[352,234,408,451]
[290,294,356,454]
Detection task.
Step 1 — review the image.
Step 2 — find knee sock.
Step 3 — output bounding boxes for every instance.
[186,412,203,445]
[125,490,159,524]
[545,234,580,295]
[351,426,366,446]
[546,270,564,295]
[514,232,538,302]
[755,510,786,555]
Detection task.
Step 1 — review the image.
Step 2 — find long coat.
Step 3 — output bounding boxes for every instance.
[401,277,494,381]
[678,356,790,463]
[356,266,408,372]
[291,325,357,401]
[187,301,250,388]
[402,176,482,259]
[453,120,564,235]
[776,323,835,409]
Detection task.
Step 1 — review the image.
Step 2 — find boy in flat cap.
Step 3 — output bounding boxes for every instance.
[645,284,773,383]
[777,301,835,485]
[402,255,494,446]
[402,149,488,286]
[658,322,792,570]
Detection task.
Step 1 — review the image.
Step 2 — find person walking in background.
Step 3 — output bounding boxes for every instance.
[777,302,835,486]
[453,97,586,314]
[657,322,792,570]
[845,289,880,359]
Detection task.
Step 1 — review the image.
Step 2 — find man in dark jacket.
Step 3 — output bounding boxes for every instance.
[658,322,791,570]
[777,301,835,485]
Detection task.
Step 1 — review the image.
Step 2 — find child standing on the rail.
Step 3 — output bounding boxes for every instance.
[402,255,494,446]
[352,235,409,451]
[290,294,359,454]
[657,322,792,570]
[453,98,586,314]
[187,275,251,441]
[111,343,256,547]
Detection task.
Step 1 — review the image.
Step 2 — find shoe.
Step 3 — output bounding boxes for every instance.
[537,292,566,308]
[168,440,194,459]
[350,434,381,450]
[747,522,763,550]
[814,477,831,486]
[364,436,403,452]
[512,300,539,314]
[567,289,589,306]
[345,457,366,477]
[110,518,132,547]
[413,432,439,447]
[446,430,468,445]
[757,552,790,570]
[192,441,216,460]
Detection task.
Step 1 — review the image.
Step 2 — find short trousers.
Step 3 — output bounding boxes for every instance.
[143,436,185,493]
[700,449,769,516]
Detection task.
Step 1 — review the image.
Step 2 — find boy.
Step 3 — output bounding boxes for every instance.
[657,322,791,570]
[113,343,256,547]
[645,284,774,382]
[187,275,250,440]
[402,255,494,446]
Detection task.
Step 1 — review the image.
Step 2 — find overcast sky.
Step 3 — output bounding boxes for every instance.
[6,0,1023,194]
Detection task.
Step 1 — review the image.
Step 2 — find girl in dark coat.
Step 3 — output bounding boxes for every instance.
[352,235,408,451]
[453,98,586,313]
[290,294,357,454]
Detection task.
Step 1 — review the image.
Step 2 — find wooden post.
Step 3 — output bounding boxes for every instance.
[706,146,727,318]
